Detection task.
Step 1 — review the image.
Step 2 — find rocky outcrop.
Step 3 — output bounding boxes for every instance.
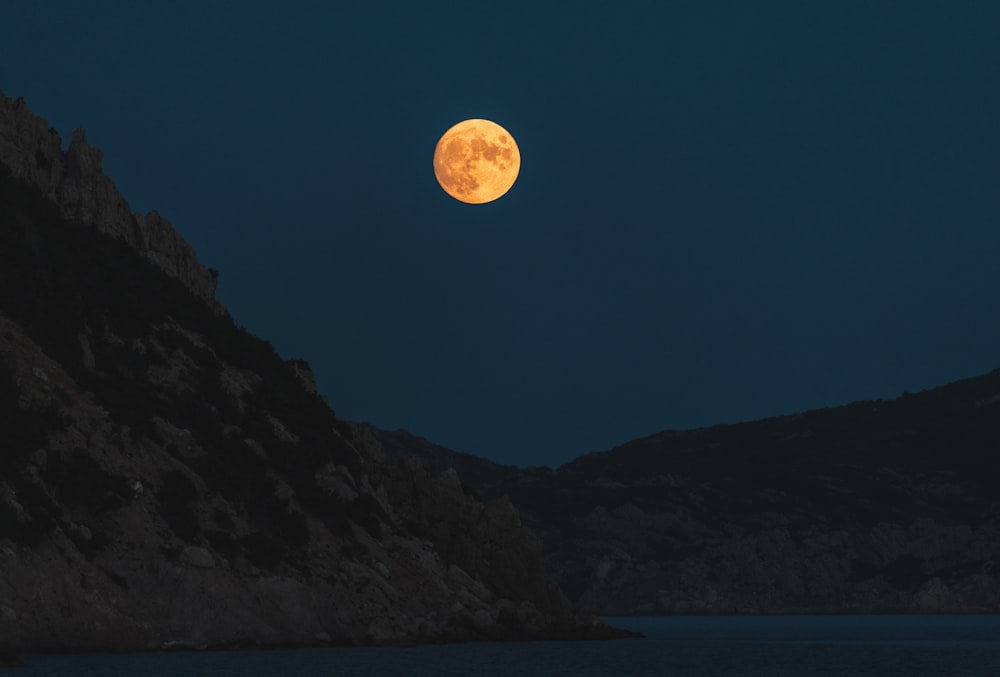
[0,103,634,653]
[0,90,218,306]
[375,368,1000,615]
[0,299,623,651]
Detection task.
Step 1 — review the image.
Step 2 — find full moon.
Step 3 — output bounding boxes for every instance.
[433,119,520,204]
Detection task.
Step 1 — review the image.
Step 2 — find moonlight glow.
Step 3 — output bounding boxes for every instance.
[433,119,520,204]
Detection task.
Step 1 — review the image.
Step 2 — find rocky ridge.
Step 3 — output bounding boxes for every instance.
[375,368,1000,616]
[0,94,633,653]
[0,90,218,306]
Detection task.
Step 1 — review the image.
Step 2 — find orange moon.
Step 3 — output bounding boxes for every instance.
[433,119,520,204]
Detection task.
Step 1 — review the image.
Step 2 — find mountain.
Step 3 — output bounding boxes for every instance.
[0,90,633,653]
[375,368,1000,615]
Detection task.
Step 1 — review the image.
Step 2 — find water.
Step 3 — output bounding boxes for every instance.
[15,615,1000,676]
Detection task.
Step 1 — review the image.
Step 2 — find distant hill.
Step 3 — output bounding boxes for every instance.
[375,368,1000,614]
[0,90,630,653]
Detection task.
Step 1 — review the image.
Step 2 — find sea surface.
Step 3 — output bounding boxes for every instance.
[15,615,1000,676]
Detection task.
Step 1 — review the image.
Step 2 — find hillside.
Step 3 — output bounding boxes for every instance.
[376,368,1000,615]
[0,90,630,652]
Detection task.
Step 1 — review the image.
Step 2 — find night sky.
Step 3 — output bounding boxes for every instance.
[3,2,998,468]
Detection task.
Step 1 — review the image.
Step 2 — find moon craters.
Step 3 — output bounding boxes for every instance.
[433,119,520,204]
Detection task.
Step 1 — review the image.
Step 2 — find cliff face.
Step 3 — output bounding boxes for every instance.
[375,369,1000,616]
[0,96,629,653]
[0,91,218,306]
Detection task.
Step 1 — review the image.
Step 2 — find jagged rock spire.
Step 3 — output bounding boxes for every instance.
[0,90,219,307]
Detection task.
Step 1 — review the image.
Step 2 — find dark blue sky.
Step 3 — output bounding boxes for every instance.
[3,2,998,467]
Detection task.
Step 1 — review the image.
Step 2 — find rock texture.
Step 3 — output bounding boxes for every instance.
[0,98,632,653]
[0,90,218,306]
[375,368,1000,616]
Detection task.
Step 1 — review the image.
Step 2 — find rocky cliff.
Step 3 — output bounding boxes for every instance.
[0,95,631,653]
[0,90,218,306]
[375,369,1000,616]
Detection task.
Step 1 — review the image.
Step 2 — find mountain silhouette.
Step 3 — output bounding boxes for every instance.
[0,90,632,653]
[375,368,1000,614]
